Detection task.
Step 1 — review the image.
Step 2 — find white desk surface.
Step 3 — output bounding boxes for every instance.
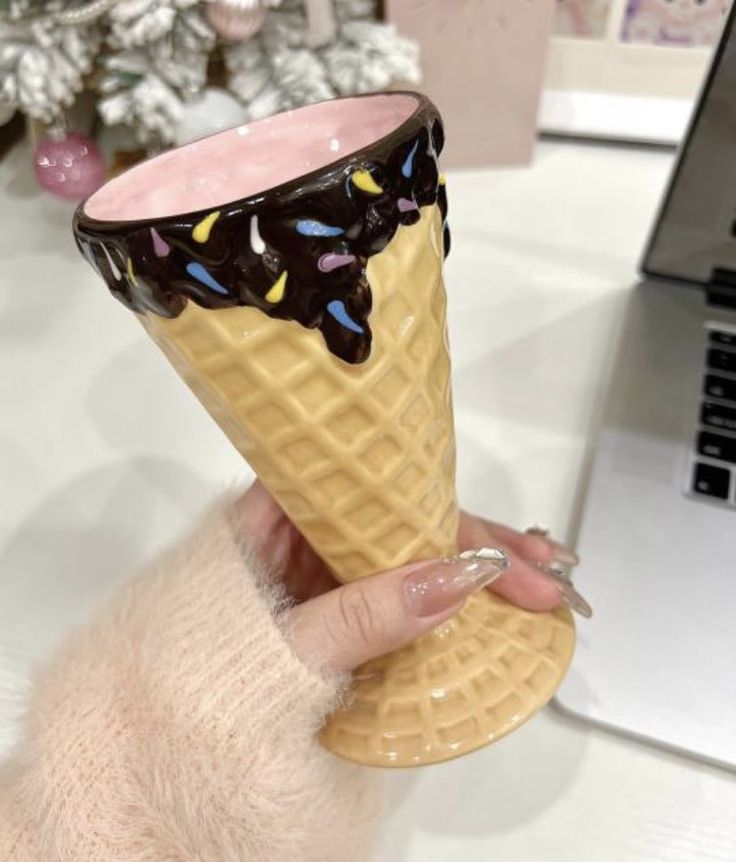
[1,138,735,861]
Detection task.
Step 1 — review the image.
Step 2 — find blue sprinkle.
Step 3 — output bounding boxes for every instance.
[326,299,364,334]
[186,261,229,295]
[296,219,344,237]
[402,140,419,178]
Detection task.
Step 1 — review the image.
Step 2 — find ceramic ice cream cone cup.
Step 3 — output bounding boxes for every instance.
[73,92,575,767]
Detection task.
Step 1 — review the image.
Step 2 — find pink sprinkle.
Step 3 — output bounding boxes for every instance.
[151,227,170,257]
[398,197,419,213]
[318,253,356,273]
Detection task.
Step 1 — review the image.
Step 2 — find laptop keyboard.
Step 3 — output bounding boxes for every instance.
[692,328,736,506]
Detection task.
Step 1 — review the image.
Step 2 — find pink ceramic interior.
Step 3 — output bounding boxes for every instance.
[84,93,419,222]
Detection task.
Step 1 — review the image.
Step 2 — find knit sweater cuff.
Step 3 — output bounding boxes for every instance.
[119,497,346,747]
[2,497,380,862]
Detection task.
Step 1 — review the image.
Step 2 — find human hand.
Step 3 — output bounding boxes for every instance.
[239,482,589,674]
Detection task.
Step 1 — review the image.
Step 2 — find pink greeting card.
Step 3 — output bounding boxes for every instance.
[387,0,556,167]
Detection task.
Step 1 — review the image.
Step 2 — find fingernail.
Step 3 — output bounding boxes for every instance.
[404,548,509,618]
[526,524,550,538]
[558,581,593,618]
[546,560,573,582]
[538,565,593,618]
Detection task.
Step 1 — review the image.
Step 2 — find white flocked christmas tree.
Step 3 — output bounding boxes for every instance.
[0,0,420,145]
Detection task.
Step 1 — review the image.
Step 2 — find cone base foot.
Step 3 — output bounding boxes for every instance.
[321,590,576,767]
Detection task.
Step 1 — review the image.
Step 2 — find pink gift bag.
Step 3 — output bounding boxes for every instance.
[387,0,555,167]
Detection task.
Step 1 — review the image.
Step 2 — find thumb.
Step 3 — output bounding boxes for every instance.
[287,548,508,673]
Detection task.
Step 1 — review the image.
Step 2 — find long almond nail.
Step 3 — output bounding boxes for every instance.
[558,581,593,618]
[404,548,508,618]
[547,560,573,582]
[539,565,592,618]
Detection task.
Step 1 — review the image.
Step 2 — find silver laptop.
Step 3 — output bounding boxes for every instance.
[555,7,736,771]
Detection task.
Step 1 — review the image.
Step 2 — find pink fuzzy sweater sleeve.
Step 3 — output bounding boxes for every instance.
[0,499,380,861]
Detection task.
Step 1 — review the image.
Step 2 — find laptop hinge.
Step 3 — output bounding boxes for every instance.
[707,268,736,310]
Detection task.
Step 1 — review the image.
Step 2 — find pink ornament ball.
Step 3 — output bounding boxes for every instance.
[33,132,106,200]
[206,0,268,42]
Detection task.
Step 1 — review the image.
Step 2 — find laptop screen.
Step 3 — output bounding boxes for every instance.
[643,2,736,291]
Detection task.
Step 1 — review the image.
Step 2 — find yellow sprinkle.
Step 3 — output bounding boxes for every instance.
[192,210,221,243]
[351,170,383,195]
[265,271,287,304]
[126,256,137,286]
[438,174,447,186]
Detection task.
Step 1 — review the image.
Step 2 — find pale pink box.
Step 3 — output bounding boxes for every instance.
[386,0,555,167]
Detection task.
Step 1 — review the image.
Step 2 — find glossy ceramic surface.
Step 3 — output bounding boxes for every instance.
[72,92,575,767]
[74,93,448,365]
[322,590,575,767]
[83,93,420,220]
[140,204,459,582]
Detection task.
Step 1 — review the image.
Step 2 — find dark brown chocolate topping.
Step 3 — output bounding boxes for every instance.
[73,92,449,365]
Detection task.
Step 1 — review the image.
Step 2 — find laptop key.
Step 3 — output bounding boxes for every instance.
[692,462,731,500]
[704,374,736,402]
[707,348,736,373]
[697,431,736,464]
[709,330,736,348]
[701,400,736,432]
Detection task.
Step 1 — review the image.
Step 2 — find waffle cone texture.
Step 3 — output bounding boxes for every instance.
[324,591,575,766]
[142,205,576,766]
[142,204,459,580]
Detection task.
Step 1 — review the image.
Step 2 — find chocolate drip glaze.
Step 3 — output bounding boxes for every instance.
[73,93,449,365]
